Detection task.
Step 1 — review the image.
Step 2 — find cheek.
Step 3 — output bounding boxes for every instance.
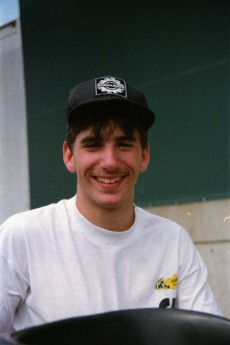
[133,153,147,171]
[73,154,94,175]
[128,157,144,175]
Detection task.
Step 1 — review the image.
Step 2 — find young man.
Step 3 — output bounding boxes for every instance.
[0,76,221,332]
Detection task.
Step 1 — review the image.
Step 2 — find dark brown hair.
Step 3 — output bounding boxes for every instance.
[65,113,148,150]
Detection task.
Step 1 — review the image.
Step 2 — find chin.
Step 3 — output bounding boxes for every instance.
[97,197,127,209]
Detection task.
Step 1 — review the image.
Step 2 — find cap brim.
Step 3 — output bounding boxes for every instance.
[68,98,155,130]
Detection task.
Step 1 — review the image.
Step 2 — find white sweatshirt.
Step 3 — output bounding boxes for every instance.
[0,196,221,332]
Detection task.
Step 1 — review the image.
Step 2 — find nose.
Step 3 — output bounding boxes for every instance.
[100,147,119,171]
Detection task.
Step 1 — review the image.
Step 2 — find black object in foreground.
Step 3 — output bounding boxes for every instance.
[2,308,230,345]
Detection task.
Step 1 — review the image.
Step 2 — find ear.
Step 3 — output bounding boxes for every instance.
[63,141,76,173]
[139,144,150,173]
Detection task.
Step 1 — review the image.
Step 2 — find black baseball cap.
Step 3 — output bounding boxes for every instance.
[66,76,155,129]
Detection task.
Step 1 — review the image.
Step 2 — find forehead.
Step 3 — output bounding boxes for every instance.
[77,125,139,142]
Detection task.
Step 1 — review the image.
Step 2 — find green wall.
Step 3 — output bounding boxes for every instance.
[20,0,229,208]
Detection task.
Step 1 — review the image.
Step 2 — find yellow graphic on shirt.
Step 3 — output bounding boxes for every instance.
[155,274,178,290]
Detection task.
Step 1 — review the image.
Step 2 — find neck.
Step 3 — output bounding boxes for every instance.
[75,197,135,232]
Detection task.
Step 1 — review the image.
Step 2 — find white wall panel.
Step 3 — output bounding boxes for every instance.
[0,19,30,224]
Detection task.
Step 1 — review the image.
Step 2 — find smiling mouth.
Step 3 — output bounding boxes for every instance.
[94,176,124,184]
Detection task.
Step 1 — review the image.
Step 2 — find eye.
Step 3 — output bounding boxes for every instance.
[117,141,134,149]
[85,142,101,149]
[81,140,102,150]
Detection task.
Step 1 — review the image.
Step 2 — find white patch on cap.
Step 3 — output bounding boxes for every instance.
[95,76,127,98]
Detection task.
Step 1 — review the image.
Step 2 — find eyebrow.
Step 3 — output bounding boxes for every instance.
[80,136,99,145]
[115,135,137,142]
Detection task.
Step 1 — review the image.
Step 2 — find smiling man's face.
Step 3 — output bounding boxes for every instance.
[63,124,150,216]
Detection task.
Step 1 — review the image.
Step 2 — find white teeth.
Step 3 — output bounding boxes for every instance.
[96,177,122,184]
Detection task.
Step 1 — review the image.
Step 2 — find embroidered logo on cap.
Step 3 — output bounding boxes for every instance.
[95,76,127,98]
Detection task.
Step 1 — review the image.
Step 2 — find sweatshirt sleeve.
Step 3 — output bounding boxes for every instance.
[176,228,222,316]
[0,217,30,333]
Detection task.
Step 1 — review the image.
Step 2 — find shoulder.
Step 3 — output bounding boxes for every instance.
[135,206,202,265]
[134,205,194,244]
[135,205,183,231]
[0,197,76,273]
[0,196,75,237]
